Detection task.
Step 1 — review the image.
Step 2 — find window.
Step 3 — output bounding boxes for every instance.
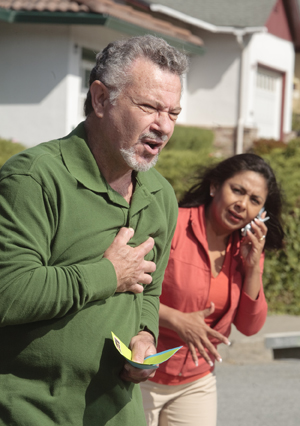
[78,48,96,122]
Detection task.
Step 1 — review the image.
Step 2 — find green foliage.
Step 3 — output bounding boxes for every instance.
[292,113,300,133]
[251,138,287,155]
[0,138,25,168]
[252,138,300,210]
[263,209,300,315]
[164,125,214,153]
[250,137,300,314]
[155,125,218,201]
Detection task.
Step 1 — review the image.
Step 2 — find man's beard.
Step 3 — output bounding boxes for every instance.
[120,146,159,172]
[120,132,167,172]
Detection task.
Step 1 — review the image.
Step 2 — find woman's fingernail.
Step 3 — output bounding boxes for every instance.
[227,341,231,346]
[209,361,214,367]
[195,360,198,367]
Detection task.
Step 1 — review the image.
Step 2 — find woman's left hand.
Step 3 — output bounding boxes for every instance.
[240,215,268,270]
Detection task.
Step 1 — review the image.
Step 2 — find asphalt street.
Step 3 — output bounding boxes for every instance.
[215,359,300,426]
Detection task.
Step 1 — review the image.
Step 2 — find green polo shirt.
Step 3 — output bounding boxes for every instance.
[0,123,178,426]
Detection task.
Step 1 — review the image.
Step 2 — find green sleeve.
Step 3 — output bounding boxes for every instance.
[0,174,117,327]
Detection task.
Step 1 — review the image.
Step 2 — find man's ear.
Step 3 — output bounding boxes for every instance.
[90,81,110,118]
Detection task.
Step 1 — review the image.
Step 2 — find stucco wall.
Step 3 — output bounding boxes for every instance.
[0,23,72,146]
[0,22,127,147]
[245,32,294,136]
[183,28,294,150]
[185,32,241,128]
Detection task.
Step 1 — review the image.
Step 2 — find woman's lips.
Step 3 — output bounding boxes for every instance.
[228,210,243,223]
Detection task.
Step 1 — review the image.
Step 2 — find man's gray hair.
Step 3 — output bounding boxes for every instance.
[84,34,189,116]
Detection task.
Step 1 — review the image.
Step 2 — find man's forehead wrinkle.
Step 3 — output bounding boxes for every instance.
[130,93,181,113]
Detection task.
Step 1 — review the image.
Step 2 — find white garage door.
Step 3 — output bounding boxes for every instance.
[253,66,283,139]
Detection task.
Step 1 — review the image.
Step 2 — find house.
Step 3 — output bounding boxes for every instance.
[0,0,203,147]
[128,0,298,155]
[287,0,300,117]
[0,0,299,155]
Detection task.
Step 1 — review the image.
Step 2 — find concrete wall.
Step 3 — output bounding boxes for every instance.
[0,23,71,146]
[185,32,241,128]
[0,22,127,147]
[245,32,294,136]
[183,28,294,151]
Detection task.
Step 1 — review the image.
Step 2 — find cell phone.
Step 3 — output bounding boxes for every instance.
[241,207,270,237]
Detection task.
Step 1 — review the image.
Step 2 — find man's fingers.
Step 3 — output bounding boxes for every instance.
[135,237,155,257]
[143,260,156,274]
[113,227,135,246]
[120,363,157,383]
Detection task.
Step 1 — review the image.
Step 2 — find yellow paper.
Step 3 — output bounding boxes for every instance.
[111,332,182,369]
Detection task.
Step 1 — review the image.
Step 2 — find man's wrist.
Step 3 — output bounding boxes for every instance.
[139,327,155,343]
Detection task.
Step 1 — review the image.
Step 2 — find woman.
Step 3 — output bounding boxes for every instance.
[140,153,284,426]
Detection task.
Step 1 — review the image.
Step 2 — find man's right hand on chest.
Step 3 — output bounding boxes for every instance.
[103,227,156,294]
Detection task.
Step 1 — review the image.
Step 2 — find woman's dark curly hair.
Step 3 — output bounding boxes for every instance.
[179,153,285,250]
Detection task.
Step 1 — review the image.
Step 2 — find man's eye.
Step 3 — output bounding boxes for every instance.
[169,113,179,121]
[140,105,156,113]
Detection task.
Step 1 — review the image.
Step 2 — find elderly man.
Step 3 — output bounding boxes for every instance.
[0,35,188,425]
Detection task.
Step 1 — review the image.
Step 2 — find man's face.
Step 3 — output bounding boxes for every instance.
[102,58,182,172]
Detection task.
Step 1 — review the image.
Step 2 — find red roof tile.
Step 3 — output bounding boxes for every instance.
[0,0,203,47]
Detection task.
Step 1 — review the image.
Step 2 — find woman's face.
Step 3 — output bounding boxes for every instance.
[209,170,268,235]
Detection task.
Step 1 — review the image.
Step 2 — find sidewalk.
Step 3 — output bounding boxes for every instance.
[218,314,300,364]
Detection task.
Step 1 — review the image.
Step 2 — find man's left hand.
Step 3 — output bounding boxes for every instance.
[120,330,157,384]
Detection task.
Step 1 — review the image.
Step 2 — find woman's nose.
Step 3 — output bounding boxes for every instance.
[236,196,247,210]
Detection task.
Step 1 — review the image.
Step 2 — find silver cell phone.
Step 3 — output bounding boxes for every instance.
[241,207,270,237]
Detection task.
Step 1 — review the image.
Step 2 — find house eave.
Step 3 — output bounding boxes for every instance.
[0,8,204,55]
[149,3,267,36]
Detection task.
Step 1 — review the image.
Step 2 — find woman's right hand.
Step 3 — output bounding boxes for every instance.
[160,303,230,366]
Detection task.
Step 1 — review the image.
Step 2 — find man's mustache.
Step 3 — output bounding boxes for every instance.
[140,132,168,142]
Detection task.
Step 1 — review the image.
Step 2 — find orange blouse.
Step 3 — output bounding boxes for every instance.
[150,205,268,386]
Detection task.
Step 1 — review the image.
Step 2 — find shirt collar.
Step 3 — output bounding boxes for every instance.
[60,122,163,196]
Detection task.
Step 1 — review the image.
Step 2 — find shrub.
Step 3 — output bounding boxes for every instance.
[0,138,25,168]
[156,125,219,200]
[264,209,300,315]
[258,139,300,210]
[250,138,287,155]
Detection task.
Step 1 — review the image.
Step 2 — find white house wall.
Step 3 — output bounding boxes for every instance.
[245,32,294,136]
[185,32,241,128]
[0,22,127,147]
[0,23,72,146]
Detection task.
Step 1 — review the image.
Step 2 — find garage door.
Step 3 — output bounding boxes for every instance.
[253,66,283,139]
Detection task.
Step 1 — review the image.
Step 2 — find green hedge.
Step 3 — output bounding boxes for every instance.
[251,138,300,314]
[155,125,218,201]
[0,138,25,168]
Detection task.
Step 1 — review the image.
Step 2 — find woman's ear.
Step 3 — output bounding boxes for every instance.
[89,81,110,118]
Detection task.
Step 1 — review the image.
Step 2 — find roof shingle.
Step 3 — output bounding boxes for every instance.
[0,0,203,48]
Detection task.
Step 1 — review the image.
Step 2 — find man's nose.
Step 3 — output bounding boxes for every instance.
[152,111,174,137]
